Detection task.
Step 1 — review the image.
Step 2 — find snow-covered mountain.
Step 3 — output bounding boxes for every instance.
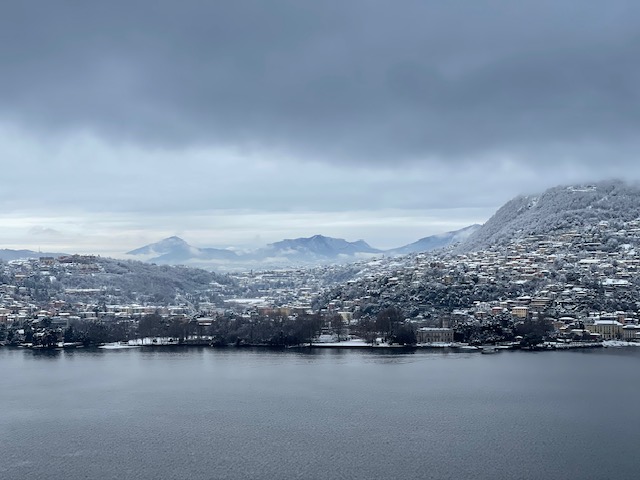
[126,180,640,269]
[254,234,382,261]
[125,227,488,270]
[126,236,238,264]
[127,236,191,257]
[387,224,481,255]
[127,234,381,269]
[458,179,640,253]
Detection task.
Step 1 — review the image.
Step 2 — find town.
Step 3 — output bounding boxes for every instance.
[2,214,640,351]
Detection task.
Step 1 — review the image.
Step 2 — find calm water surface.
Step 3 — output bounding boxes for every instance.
[1,347,639,480]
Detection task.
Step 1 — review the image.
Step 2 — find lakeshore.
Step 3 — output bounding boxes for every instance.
[8,336,640,352]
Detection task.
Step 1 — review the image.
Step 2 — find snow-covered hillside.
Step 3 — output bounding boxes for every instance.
[459,180,640,252]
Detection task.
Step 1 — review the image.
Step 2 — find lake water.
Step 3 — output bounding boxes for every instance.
[1,347,639,480]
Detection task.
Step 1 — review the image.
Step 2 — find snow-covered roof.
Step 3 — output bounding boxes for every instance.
[593,320,623,326]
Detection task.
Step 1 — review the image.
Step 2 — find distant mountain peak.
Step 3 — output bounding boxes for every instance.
[126,236,237,264]
[126,236,188,256]
[387,224,481,255]
[125,233,389,270]
[267,235,381,257]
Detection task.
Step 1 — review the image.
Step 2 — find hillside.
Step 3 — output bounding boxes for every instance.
[313,179,640,321]
[0,255,237,306]
[459,180,640,252]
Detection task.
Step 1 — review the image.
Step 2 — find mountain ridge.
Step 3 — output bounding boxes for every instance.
[125,227,476,269]
[126,236,238,263]
[0,249,67,262]
[6,181,639,270]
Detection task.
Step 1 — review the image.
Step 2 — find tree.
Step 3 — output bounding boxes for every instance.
[24,325,34,343]
[355,317,377,344]
[520,333,543,349]
[392,324,416,345]
[330,314,345,341]
[376,307,404,341]
[42,329,59,348]
[138,312,164,339]
[167,318,187,343]
[515,317,553,348]
[63,325,76,343]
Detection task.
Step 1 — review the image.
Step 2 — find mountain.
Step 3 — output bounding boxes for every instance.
[126,223,512,271]
[313,180,640,323]
[256,234,382,261]
[458,179,640,253]
[126,236,238,264]
[0,249,67,262]
[388,224,481,255]
[126,236,190,257]
[126,234,383,270]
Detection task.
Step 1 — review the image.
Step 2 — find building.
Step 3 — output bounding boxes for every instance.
[416,327,454,344]
[622,325,640,342]
[588,320,624,340]
[511,306,530,319]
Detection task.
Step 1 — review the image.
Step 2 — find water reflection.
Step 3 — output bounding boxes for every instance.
[25,348,63,360]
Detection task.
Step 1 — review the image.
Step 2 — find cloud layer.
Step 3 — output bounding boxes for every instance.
[2,1,639,163]
[1,1,639,254]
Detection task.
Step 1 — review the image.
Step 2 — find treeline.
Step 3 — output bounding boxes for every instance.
[0,318,130,347]
[1,312,329,348]
[0,308,556,349]
[135,312,327,346]
[1,309,415,348]
[350,307,416,345]
[452,315,553,345]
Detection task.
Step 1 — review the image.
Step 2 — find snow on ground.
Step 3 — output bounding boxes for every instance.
[416,342,452,348]
[310,338,375,347]
[99,342,141,349]
[99,337,178,348]
[603,340,640,347]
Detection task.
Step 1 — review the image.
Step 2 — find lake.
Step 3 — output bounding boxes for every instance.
[1,346,639,480]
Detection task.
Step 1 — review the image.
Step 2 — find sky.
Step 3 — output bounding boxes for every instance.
[1,0,640,256]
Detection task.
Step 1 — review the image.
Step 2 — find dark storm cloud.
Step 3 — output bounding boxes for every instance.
[1,0,639,163]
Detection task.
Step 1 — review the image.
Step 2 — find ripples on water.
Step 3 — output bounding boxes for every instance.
[1,347,639,480]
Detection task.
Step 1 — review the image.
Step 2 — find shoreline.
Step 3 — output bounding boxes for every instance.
[5,339,639,351]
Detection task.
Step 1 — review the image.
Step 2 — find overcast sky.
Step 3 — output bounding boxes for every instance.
[2,0,639,255]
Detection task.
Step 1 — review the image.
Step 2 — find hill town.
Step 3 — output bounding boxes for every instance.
[1,180,640,350]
